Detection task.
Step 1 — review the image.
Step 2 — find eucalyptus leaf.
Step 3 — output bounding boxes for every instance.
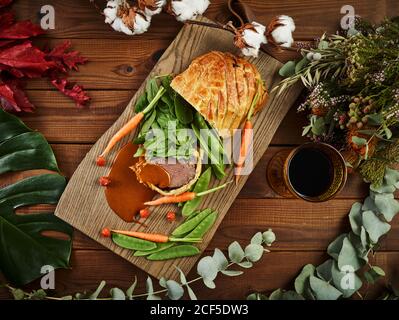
[186,285,197,300]
[295,57,310,73]
[220,270,243,277]
[311,117,326,135]
[309,276,342,300]
[384,167,399,186]
[212,248,228,271]
[250,232,263,245]
[159,277,167,288]
[362,210,391,243]
[166,280,184,300]
[279,61,296,77]
[331,260,362,298]
[89,281,106,300]
[238,261,253,269]
[146,277,161,300]
[351,136,368,147]
[338,237,362,271]
[327,233,346,260]
[244,244,264,262]
[203,278,216,289]
[110,288,126,300]
[197,256,218,281]
[228,241,245,263]
[316,259,333,282]
[374,193,399,222]
[126,277,137,300]
[295,264,315,295]
[348,202,363,235]
[362,196,378,212]
[366,113,383,126]
[175,267,187,285]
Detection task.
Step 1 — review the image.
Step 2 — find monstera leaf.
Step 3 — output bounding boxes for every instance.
[0,109,72,286]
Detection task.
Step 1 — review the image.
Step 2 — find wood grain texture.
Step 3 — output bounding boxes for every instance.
[13,0,398,39]
[54,18,303,281]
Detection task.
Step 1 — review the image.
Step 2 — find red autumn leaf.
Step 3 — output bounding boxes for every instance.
[0,80,34,112]
[50,78,90,108]
[46,41,88,73]
[0,41,55,78]
[0,20,44,39]
[0,0,12,8]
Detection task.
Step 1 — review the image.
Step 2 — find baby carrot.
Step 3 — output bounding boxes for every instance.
[144,181,232,206]
[96,86,165,165]
[235,120,253,184]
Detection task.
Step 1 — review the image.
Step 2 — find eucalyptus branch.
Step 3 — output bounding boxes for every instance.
[3,229,276,300]
[248,168,399,300]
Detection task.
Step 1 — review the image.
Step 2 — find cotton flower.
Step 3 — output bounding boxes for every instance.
[267,15,296,47]
[138,0,166,17]
[233,22,267,58]
[103,0,151,35]
[167,0,210,22]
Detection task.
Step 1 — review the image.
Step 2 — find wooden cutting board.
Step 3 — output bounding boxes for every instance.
[55,17,302,281]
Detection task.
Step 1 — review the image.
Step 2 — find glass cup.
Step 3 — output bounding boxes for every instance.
[266,142,347,202]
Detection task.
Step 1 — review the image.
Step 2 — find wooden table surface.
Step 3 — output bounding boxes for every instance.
[1,0,398,299]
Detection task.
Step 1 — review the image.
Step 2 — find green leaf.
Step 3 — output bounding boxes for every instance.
[294,264,315,295]
[238,261,253,268]
[364,266,385,284]
[89,281,106,300]
[384,167,399,187]
[331,260,362,298]
[0,109,72,286]
[371,266,385,276]
[174,94,193,125]
[295,57,310,73]
[362,210,391,243]
[186,285,197,300]
[126,277,137,300]
[146,78,159,102]
[316,259,334,282]
[197,256,218,281]
[374,193,399,222]
[318,40,329,49]
[309,276,342,300]
[366,113,383,126]
[166,280,184,300]
[279,61,296,77]
[327,234,346,260]
[203,278,216,289]
[228,241,245,263]
[311,117,326,135]
[212,248,228,271]
[220,270,243,277]
[135,91,148,113]
[351,136,367,147]
[146,277,161,300]
[244,244,264,262]
[348,202,363,236]
[110,288,126,300]
[338,237,362,271]
[247,293,267,300]
[269,289,304,300]
[250,232,263,245]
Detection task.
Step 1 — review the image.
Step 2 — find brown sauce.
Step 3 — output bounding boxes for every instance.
[134,161,171,189]
[105,143,156,222]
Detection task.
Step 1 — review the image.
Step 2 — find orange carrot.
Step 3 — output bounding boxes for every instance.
[144,192,196,206]
[111,229,169,243]
[235,120,253,184]
[144,181,232,206]
[96,112,144,165]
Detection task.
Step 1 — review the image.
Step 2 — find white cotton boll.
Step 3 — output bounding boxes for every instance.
[133,13,151,34]
[270,15,296,47]
[171,0,210,22]
[278,15,296,32]
[104,0,119,24]
[241,22,267,57]
[111,17,133,35]
[271,26,294,47]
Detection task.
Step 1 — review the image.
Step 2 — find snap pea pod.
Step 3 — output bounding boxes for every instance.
[194,112,226,159]
[191,124,226,179]
[183,211,217,239]
[112,233,156,251]
[172,208,213,236]
[181,168,212,217]
[134,242,176,257]
[147,245,200,261]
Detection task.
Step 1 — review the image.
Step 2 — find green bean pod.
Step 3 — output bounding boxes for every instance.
[182,168,212,217]
[146,245,200,261]
[184,211,217,239]
[112,233,156,251]
[134,242,176,257]
[172,208,213,236]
